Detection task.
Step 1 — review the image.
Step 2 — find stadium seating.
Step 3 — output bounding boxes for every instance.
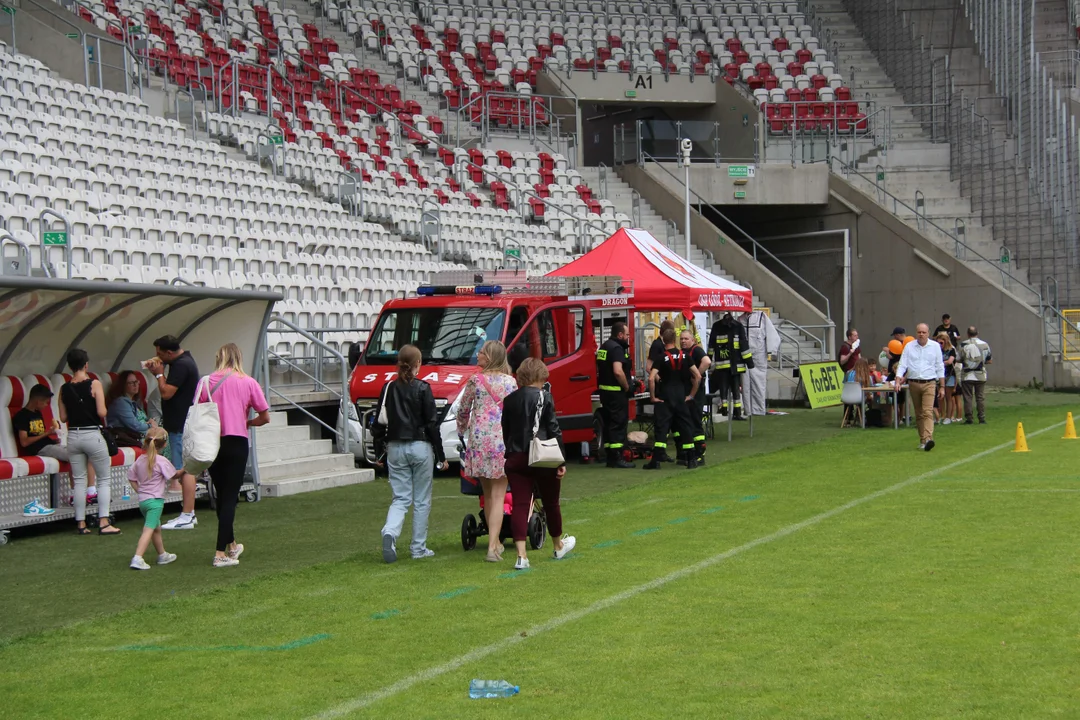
[65,0,618,238]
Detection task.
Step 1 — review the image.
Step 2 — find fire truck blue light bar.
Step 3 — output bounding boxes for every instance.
[416,285,504,296]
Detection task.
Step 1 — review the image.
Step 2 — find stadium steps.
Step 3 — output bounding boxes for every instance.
[805,0,1040,306]
[254,412,373,497]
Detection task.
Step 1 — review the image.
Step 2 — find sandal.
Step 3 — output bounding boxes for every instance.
[76,524,92,535]
[98,519,122,535]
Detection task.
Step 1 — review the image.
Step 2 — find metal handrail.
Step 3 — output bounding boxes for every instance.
[37,208,72,279]
[264,313,350,455]
[337,170,363,217]
[0,228,31,276]
[773,326,807,371]
[833,153,1042,299]
[55,0,145,96]
[641,152,833,322]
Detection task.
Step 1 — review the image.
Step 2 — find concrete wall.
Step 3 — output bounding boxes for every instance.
[538,68,717,104]
[617,161,832,335]
[644,162,830,206]
[6,0,127,92]
[680,76,759,161]
[724,174,1045,386]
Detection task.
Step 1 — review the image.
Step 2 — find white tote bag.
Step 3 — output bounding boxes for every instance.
[181,374,228,475]
[528,388,565,468]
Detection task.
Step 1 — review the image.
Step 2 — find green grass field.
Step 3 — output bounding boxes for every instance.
[3,391,1079,719]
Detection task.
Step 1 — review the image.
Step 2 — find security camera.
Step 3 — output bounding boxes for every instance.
[680,138,693,152]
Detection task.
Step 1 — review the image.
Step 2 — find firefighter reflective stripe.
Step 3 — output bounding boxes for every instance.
[653,441,667,448]
[693,434,706,442]
[598,384,622,391]
[681,442,695,450]
[608,442,624,449]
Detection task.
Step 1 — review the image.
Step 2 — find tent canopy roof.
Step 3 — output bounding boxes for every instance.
[547,228,752,313]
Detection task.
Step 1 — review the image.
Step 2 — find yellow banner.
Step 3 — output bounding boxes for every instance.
[799,361,846,408]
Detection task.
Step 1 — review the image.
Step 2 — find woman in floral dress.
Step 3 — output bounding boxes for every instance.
[457,340,518,562]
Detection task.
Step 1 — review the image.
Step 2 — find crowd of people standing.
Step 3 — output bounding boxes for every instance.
[839,314,993,450]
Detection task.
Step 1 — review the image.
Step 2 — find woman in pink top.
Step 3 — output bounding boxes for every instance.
[198,343,271,568]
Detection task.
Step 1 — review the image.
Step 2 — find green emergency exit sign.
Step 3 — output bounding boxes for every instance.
[43,231,68,245]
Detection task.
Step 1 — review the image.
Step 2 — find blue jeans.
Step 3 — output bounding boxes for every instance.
[381,441,434,556]
[166,428,184,471]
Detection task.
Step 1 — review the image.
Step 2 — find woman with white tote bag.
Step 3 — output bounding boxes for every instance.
[188,344,270,567]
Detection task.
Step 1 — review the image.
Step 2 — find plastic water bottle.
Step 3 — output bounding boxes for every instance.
[469,679,519,699]
[121,484,131,502]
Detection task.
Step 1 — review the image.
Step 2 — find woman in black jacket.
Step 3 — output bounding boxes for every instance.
[501,357,576,569]
[376,344,448,563]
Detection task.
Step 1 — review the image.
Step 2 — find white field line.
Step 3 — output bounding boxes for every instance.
[309,420,1065,719]
[931,488,1080,493]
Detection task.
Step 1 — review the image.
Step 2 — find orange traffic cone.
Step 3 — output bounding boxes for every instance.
[1013,422,1030,453]
[1064,412,1078,440]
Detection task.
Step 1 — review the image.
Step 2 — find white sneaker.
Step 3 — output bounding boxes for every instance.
[156,552,177,565]
[553,535,577,560]
[213,555,239,568]
[130,556,151,571]
[412,548,435,560]
[228,544,244,561]
[162,513,197,530]
[917,443,926,450]
[942,418,952,425]
[514,556,530,570]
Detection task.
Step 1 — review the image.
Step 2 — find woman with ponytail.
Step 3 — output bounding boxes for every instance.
[375,344,448,563]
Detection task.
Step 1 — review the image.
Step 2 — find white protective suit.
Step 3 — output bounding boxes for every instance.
[741,310,780,415]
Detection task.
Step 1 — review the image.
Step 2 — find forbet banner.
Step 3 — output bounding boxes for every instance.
[799,361,845,409]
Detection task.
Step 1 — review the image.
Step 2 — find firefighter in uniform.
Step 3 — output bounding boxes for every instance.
[709,312,753,420]
[644,319,677,463]
[680,329,711,463]
[644,327,701,470]
[596,321,635,469]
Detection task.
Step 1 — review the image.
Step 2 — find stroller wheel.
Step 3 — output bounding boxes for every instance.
[528,511,546,550]
[461,514,478,551]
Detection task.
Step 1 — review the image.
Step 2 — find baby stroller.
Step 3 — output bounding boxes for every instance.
[458,438,547,551]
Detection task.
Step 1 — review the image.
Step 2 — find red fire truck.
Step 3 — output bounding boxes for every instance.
[347,271,635,464]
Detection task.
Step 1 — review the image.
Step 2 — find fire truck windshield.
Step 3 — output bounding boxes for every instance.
[362,306,507,365]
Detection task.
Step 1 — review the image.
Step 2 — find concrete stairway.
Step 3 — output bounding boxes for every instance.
[804,0,1040,306]
[576,166,821,398]
[254,411,373,497]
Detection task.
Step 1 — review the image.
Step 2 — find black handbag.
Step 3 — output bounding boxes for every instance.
[100,427,120,457]
[106,426,144,447]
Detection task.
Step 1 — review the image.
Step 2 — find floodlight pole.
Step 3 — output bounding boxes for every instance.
[681,138,692,260]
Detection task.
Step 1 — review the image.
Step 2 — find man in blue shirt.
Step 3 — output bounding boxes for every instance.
[895,323,946,451]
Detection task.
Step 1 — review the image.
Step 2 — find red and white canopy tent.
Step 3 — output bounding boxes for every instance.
[547,228,752,315]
